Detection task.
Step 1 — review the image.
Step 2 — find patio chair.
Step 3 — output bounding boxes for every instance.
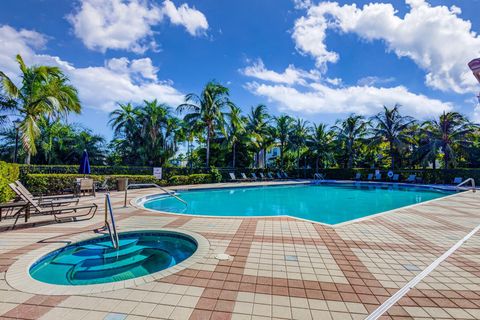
[392,174,400,182]
[354,173,361,180]
[9,183,97,223]
[367,173,373,181]
[276,172,285,180]
[240,173,252,181]
[95,177,110,192]
[267,172,275,180]
[259,173,269,181]
[15,181,79,205]
[453,177,463,185]
[375,173,382,181]
[282,172,291,179]
[405,174,416,183]
[78,178,96,197]
[251,173,259,181]
[229,173,239,182]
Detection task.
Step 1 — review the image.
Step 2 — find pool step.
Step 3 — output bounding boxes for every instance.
[80,245,146,267]
[72,238,138,256]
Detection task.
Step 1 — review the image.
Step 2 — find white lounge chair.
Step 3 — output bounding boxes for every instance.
[375,173,382,181]
[240,173,252,181]
[229,172,239,182]
[259,173,269,180]
[367,173,373,181]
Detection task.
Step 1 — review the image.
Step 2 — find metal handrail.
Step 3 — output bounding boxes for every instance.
[124,183,188,207]
[104,193,119,249]
[456,178,476,192]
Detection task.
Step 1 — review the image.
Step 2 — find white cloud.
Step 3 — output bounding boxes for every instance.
[357,76,395,86]
[240,59,320,85]
[0,25,184,112]
[67,0,208,53]
[243,61,452,118]
[293,0,480,93]
[162,0,208,36]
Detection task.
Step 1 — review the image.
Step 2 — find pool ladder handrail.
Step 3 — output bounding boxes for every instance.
[456,178,476,192]
[104,193,119,249]
[313,173,325,184]
[124,183,187,207]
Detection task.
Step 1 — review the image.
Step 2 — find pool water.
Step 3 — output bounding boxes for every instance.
[143,184,453,224]
[30,231,197,285]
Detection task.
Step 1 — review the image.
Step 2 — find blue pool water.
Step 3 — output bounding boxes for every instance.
[30,231,197,285]
[143,183,453,224]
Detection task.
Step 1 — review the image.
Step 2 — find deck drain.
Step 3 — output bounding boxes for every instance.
[215,253,232,261]
[402,264,421,271]
[285,255,298,261]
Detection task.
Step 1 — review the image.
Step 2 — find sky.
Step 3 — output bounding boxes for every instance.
[1,0,480,141]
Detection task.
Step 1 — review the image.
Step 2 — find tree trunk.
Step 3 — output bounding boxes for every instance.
[390,141,394,170]
[232,143,236,168]
[25,152,31,165]
[206,127,211,167]
[297,149,300,169]
[263,148,267,168]
[280,142,284,168]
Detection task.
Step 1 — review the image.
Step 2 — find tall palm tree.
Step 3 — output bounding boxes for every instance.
[308,123,335,171]
[0,54,81,163]
[333,115,368,168]
[273,115,293,168]
[370,105,415,169]
[224,105,246,168]
[289,118,310,168]
[419,111,478,169]
[177,81,233,167]
[247,104,270,168]
[108,103,140,136]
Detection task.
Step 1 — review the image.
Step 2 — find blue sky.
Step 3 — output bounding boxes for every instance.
[1,0,480,140]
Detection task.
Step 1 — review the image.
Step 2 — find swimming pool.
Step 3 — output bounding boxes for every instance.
[29,231,197,285]
[141,183,454,224]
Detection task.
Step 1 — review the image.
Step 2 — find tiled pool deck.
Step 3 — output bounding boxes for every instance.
[0,181,479,319]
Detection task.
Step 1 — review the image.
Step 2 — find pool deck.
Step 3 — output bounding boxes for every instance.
[0,180,479,320]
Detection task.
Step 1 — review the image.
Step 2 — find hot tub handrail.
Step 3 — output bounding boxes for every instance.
[124,183,187,207]
[105,193,119,249]
[456,178,476,192]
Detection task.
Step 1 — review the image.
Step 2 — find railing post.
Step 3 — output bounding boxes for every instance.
[124,187,128,207]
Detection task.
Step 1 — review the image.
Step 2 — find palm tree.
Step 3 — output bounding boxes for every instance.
[370,105,415,169]
[0,54,81,163]
[108,103,140,136]
[273,115,293,168]
[247,104,270,168]
[289,118,310,168]
[224,105,246,168]
[333,115,368,168]
[419,111,478,169]
[177,81,233,167]
[308,123,335,171]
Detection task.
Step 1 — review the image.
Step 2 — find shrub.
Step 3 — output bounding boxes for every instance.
[0,161,20,203]
[210,167,222,183]
[168,174,212,185]
[24,174,167,195]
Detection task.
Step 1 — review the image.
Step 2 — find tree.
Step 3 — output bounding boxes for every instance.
[224,105,246,168]
[247,104,270,168]
[333,115,368,168]
[370,105,415,169]
[308,123,335,171]
[177,81,233,167]
[0,55,81,163]
[419,111,478,169]
[289,118,310,168]
[273,115,293,168]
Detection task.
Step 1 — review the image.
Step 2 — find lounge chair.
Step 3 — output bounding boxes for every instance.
[9,183,97,223]
[354,173,361,180]
[405,174,416,183]
[251,173,259,181]
[240,173,252,181]
[453,177,463,185]
[267,172,275,180]
[375,173,382,181]
[77,178,96,197]
[367,173,373,181]
[15,181,79,206]
[276,172,285,180]
[282,172,291,179]
[229,172,239,182]
[259,173,269,181]
[392,174,400,182]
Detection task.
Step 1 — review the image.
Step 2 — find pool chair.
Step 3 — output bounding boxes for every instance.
[354,173,361,180]
[259,173,269,181]
[14,181,79,206]
[282,171,291,179]
[276,172,286,180]
[229,172,240,182]
[240,173,253,181]
[251,173,259,181]
[367,173,373,181]
[9,183,97,223]
[405,174,416,183]
[375,173,382,181]
[453,177,463,185]
[267,172,275,180]
[392,174,400,182]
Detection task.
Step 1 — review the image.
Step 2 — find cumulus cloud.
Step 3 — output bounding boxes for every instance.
[240,59,320,85]
[243,61,451,118]
[0,25,184,112]
[67,0,208,53]
[293,0,480,93]
[357,76,395,86]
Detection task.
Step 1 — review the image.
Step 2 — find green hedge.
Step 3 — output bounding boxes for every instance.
[168,174,212,185]
[0,161,20,203]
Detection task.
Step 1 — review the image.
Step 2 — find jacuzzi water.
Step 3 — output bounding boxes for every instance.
[29,231,197,285]
[142,183,453,224]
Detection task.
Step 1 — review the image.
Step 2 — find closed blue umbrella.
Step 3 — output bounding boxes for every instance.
[78,149,91,177]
